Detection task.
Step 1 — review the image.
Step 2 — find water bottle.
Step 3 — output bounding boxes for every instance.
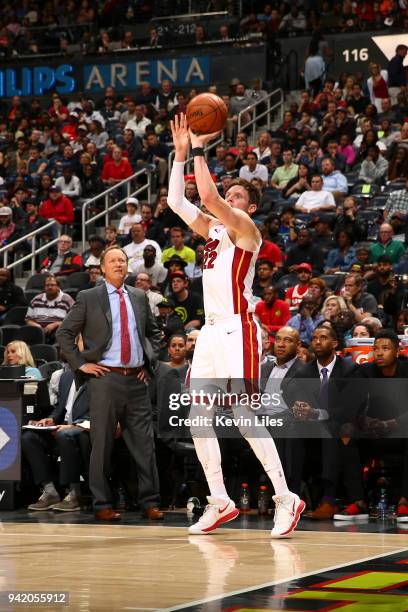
[239,483,251,513]
[377,488,388,520]
[258,485,269,516]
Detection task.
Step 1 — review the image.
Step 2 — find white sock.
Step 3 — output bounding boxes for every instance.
[245,435,290,497]
[43,482,58,496]
[192,436,230,503]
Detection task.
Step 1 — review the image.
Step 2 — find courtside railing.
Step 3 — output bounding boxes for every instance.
[237,88,284,141]
[81,167,151,251]
[0,220,60,273]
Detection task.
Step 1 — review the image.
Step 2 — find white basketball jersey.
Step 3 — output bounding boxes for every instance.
[202,224,259,318]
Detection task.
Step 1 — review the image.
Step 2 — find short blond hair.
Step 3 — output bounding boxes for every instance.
[3,341,36,367]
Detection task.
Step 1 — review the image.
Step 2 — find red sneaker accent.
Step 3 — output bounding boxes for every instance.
[397,504,408,517]
[342,503,361,516]
[201,508,240,533]
[280,500,306,536]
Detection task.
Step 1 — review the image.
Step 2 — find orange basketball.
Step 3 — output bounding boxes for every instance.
[186,93,228,134]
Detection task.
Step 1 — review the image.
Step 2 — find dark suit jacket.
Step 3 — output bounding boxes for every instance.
[260,357,304,394]
[282,356,358,428]
[57,283,161,376]
[50,369,89,425]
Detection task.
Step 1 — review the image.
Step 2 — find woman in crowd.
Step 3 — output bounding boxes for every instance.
[325,229,357,273]
[3,341,42,379]
[388,147,408,183]
[322,295,348,321]
[351,322,374,338]
[282,163,312,200]
[165,334,187,370]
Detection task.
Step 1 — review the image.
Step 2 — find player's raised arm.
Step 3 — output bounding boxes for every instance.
[168,114,213,239]
[188,128,260,250]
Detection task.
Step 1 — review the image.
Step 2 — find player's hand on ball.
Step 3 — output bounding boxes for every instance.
[188,128,221,147]
[170,113,190,155]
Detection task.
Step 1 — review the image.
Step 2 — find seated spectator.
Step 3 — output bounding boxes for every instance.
[22,367,89,512]
[0,267,26,320]
[340,273,378,322]
[325,228,357,273]
[271,150,299,191]
[185,243,204,280]
[295,174,336,213]
[140,132,170,187]
[388,148,408,184]
[162,227,195,265]
[104,225,119,249]
[130,244,167,287]
[310,213,335,252]
[370,223,406,264]
[3,340,41,379]
[39,185,74,227]
[101,146,133,186]
[285,263,313,307]
[82,235,105,268]
[122,128,143,170]
[318,141,347,173]
[252,259,278,298]
[338,134,356,170]
[384,177,408,220]
[27,146,48,183]
[0,205,20,246]
[279,6,307,31]
[286,295,325,343]
[118,198,141,235]
[123,222,162,267]
[184,181,201,207]
[334,196,368,243]
[367,255,405,318]
[253,131,273,163]
[40,234,83,276]
[321,296,348,322]
[125,104,151,139]
[54,165,82,200]
[282,163,312,200]
[170,271,204,329]
[135,272,164,316]
[84,266,102,289]
[321,158,348,201]
[255,286,291,334]
[208,143,228,177]
[358,145,389,184]
[351,323,373,338]
[308,277,327,311]
[164,334,187,370]
[26,275,74,342]
[87,116,109,151]
[296,110,318,135]
[20,199,48,236]
[239,151,268,185]
[285,227,325,275]
[80,164,104,201]
[258,225,283,268]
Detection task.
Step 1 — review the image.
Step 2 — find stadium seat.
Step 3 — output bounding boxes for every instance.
[274,274,297,299]
[24,289,41,303]
[125,275,137,287]
[14,325,45,345]
[39,360,62,381]
[0,325,20,345]
[382,182,405,193]
[67,271,90,290]
[30,344,59,363]
[320,274,344,291]
[351,184,380,198]
[25,274,48,291]
[63,287,78,299]
[1,306,28,326]
[0,345,4,362]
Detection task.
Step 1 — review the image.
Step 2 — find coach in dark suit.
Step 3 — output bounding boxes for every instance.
[282,325,358,519]
[57,245,162,521]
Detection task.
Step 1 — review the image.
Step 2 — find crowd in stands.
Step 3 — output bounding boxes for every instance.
[1,2,408,521]
[0,1,407,60]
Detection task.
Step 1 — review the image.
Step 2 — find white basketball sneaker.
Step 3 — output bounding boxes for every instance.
[271,493,305,538]
[188,497,239,535]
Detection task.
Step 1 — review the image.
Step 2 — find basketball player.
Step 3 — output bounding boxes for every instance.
[168,114,304,537]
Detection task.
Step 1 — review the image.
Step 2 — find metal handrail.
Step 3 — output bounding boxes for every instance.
[237,88,284,141]
[81,167,151,251]
[82,170,152,250]
[0,220,60,273]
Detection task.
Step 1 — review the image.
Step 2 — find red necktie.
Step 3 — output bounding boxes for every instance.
[116,288,131,365]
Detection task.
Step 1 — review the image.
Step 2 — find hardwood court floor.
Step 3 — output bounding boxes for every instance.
[0,519,407,611]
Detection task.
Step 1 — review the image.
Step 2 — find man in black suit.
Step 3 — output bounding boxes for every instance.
[22,368,89,512]
[335,330,408,523]
[57,246,162,521]
[283,325,357,519]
